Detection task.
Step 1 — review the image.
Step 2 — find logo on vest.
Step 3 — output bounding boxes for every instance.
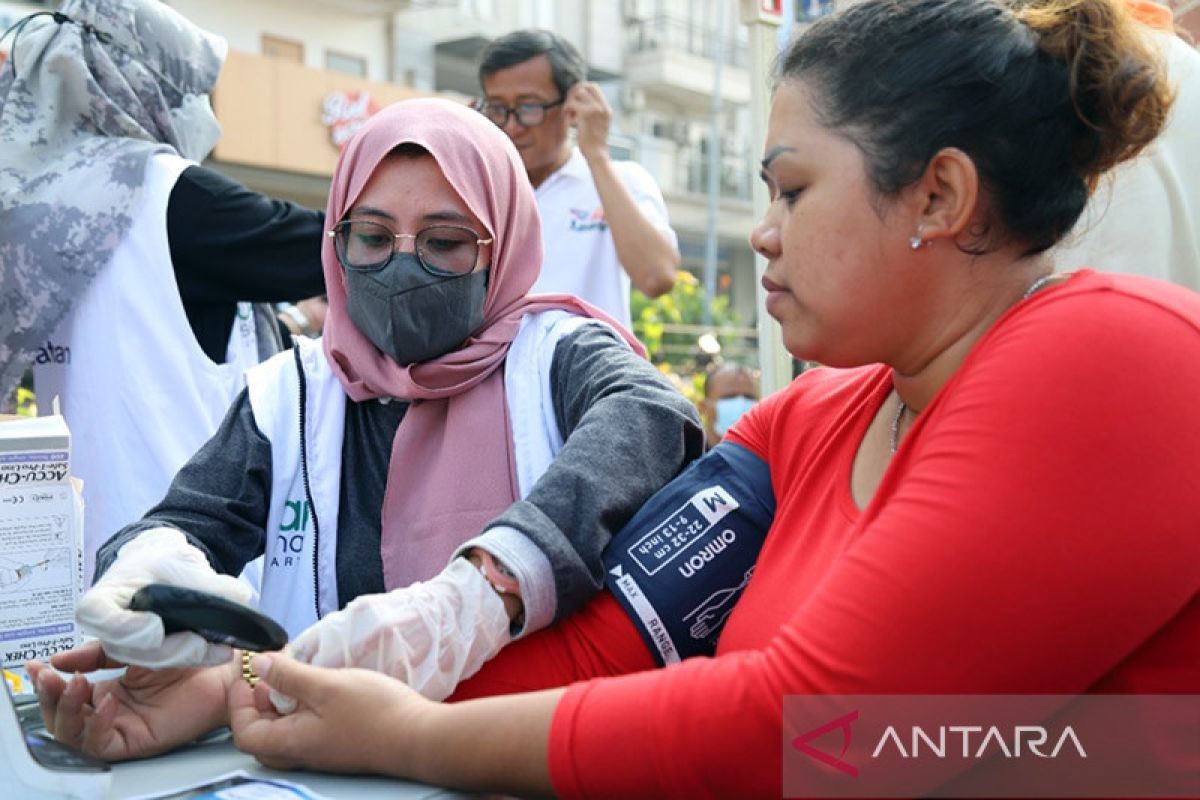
[568,207,608,232]
[33,340,71,365]
[272,499,311,568]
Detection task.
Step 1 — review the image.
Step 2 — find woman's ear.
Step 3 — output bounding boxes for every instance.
[911,147,979,245]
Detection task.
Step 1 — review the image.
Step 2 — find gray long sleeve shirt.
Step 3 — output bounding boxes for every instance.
[97,323,703,625]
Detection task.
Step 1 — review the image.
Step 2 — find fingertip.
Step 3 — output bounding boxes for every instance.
[268,687,297,715]
[65,672,86,695]
[251,653,320,702]
[250,654,273,680]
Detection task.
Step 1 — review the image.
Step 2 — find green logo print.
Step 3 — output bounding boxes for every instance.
[280,499,311,532]
[273,499,311,568]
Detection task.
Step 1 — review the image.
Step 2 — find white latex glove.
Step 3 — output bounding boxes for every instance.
[75,527,254,668]
[289,557,512,701]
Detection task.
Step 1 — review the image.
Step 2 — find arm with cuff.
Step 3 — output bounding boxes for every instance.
[288,323,703,698]
[459,322,705,633]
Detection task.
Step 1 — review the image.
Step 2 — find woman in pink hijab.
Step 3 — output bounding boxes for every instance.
[31,98,702,761]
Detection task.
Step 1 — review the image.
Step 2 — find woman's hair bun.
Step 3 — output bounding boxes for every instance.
[1014,0,1174,185]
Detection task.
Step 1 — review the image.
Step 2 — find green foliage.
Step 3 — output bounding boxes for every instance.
[16,387,36,416]
[631,270,746,404]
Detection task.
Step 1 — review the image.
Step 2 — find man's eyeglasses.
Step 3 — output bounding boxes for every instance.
[328,220,492,277]
[477,97,564,128]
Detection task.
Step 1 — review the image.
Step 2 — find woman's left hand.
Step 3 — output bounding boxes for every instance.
[228,652,436,776]
[28,641,235,761]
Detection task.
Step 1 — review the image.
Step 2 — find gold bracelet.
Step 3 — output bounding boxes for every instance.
[241,649,260,688]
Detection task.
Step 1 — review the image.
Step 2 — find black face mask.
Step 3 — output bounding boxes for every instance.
[343,252,489,365]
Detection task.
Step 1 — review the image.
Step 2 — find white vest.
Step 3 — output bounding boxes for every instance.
[35,152,261,584]
[247,311,596,637]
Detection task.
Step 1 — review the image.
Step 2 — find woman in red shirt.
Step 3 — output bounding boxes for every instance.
[223,1,1198,796]
[83,0,1200,796]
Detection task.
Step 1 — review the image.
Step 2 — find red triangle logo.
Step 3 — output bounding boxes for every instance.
[791,709,859,777]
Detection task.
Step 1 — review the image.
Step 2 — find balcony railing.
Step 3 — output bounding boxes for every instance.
[676,148,753,202]
[626,15,748,69]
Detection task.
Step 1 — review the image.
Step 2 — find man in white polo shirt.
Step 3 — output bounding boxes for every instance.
[478,29,679,330]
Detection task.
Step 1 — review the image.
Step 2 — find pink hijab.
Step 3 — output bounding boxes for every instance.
[321,98,644,589]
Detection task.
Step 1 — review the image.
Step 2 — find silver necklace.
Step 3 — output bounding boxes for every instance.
[889,398,906,456]
[890,273,1060,455]
[1022,272,1058,301]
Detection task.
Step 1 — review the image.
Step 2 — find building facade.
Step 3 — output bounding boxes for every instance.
[5,0,1190,353]
[1,0,780,334]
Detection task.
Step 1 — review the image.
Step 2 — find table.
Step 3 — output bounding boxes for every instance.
[8,667,478,799]
[107,730,473,799]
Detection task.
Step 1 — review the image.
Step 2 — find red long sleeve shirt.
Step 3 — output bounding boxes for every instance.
[461,271,1200,797]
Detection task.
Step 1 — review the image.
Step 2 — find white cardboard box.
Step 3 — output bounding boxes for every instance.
[0,414,83,673]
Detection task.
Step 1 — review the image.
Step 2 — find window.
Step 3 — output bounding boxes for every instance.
[262,34,304,63]
[326,50,367,77]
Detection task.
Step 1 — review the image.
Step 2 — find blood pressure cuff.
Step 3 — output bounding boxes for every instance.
[603,441,774,666]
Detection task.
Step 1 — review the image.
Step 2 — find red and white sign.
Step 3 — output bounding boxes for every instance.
[321,90,378,150]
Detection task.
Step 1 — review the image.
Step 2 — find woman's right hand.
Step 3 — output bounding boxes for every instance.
[76,526,253,668]
[26,640,237,761]
[229,652,437,776]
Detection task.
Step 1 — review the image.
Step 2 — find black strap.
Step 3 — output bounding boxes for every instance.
[1,12,110,79]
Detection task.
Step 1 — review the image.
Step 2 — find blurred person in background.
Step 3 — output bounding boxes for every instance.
[477,29,679,331]
[0,0,326,581]
[277,296,329,341]
[1053,0,1199,288]
[699,361,760,448]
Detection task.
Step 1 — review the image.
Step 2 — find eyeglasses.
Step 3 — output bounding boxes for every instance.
[328,220,492,277]
[477,97,565,128]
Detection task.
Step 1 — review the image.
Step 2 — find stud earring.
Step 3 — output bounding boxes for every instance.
[909,227,931,250]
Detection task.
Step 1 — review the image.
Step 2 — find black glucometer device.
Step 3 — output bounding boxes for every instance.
[128,584,289,652]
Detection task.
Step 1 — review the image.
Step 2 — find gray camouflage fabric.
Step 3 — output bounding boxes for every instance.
[0,0,227,399]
